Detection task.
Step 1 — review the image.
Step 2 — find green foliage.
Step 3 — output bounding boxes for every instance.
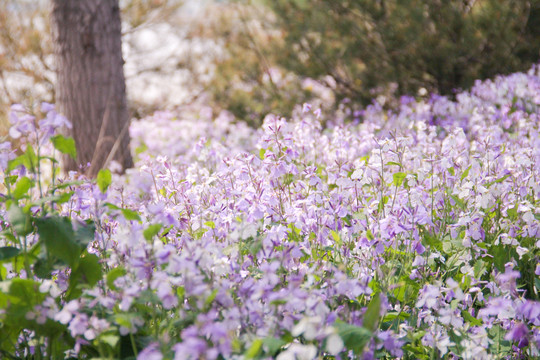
[50,134,77,160]
[204,0,540,124]
[67,252,102,300]
[144,223,163,241]
[0,246,20,261]
[363,292,381,332]
[105,202,142,222]
[97,169,112,193]
[35,216,83,268]
[334,321,372,355]
[7,205,33,236]
[271,0,539,97]
[8,145,38,173]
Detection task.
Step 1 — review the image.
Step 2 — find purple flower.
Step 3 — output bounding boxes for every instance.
[416,285,441,309]
[54,300,79,324]
[138,342,163,360]
[173,337,207,360]
[504,322,529,348]
[68,313,89,337]
[478,297,516,320]
[518,301,540,326]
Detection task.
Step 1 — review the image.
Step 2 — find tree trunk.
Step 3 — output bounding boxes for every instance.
[50,0,133,177]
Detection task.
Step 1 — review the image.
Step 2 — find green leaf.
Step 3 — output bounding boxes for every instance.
[80,253,102,286]
[106,267,127,290]
[248,239,263,256]
[34,257,54,279]
[144,224,162,241]
[7,155,25,173]
[28,193,72,209]
[490,244,511,272]
[114,313,136,328]
[72,253,102,287]
[204,221,216,229]
[363,292,381,332]
[460,165,471,181]
[366,229,374,241]
[135,143,148,156]
[104,202,141,221]
[12,176,33,200]
[121,209,141,221]
[192,227,207,240]
[392,283,406,302]
[104,202,121,211]
[35,216,81,267]
[382,311,410,322]
[245,339,263,359]
[7,146,38,173]
[96,169,112,193]
[39,155,58,164]
[53,180,84,190]
[461,310,482,326]
[0,246,20,261]
[489,325,512,353]
[507,204,518,220]
[485,174,510,188]
[4,174,18,186]
[0,232,17,245]
[8,278,42,305]
[50,134,77,160]
[473,259,487,278]
[262,337,287,356]
[331,230,341,246]
[392,172,406,187]
[0,263,6,280]
[57,191,74,204]
[2,279,46,327]
[334,321,372,355]
[177,286,185,301]
[99,333,120,348]
[450,194,466,210]
[74,220,96,248]
[204,289,218,309]
[259,148,266,160]
[66,252,103,301]
[403,344,429,359]
[7,205,33,236]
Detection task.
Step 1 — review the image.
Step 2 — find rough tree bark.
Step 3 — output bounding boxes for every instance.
[50,0,133,177]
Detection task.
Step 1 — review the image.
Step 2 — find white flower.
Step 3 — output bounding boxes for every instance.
[325,333,344,355]
[276,343,317,360]
[54,300,79,324]
[516,246,529,259]
[292,317,321,340]
[351,169,363,180]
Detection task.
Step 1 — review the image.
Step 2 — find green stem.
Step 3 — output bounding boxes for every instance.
[129,332,138,357]
[47,335,53,360]
[21,236,32,278]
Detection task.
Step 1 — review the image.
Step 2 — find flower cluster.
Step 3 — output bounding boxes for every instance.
[1,66,539,359]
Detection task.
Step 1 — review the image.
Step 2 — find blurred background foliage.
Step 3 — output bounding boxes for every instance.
[1,0,539,131]
[200,0,540,125]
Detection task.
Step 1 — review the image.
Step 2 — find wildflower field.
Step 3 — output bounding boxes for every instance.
[1,68,540,359]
